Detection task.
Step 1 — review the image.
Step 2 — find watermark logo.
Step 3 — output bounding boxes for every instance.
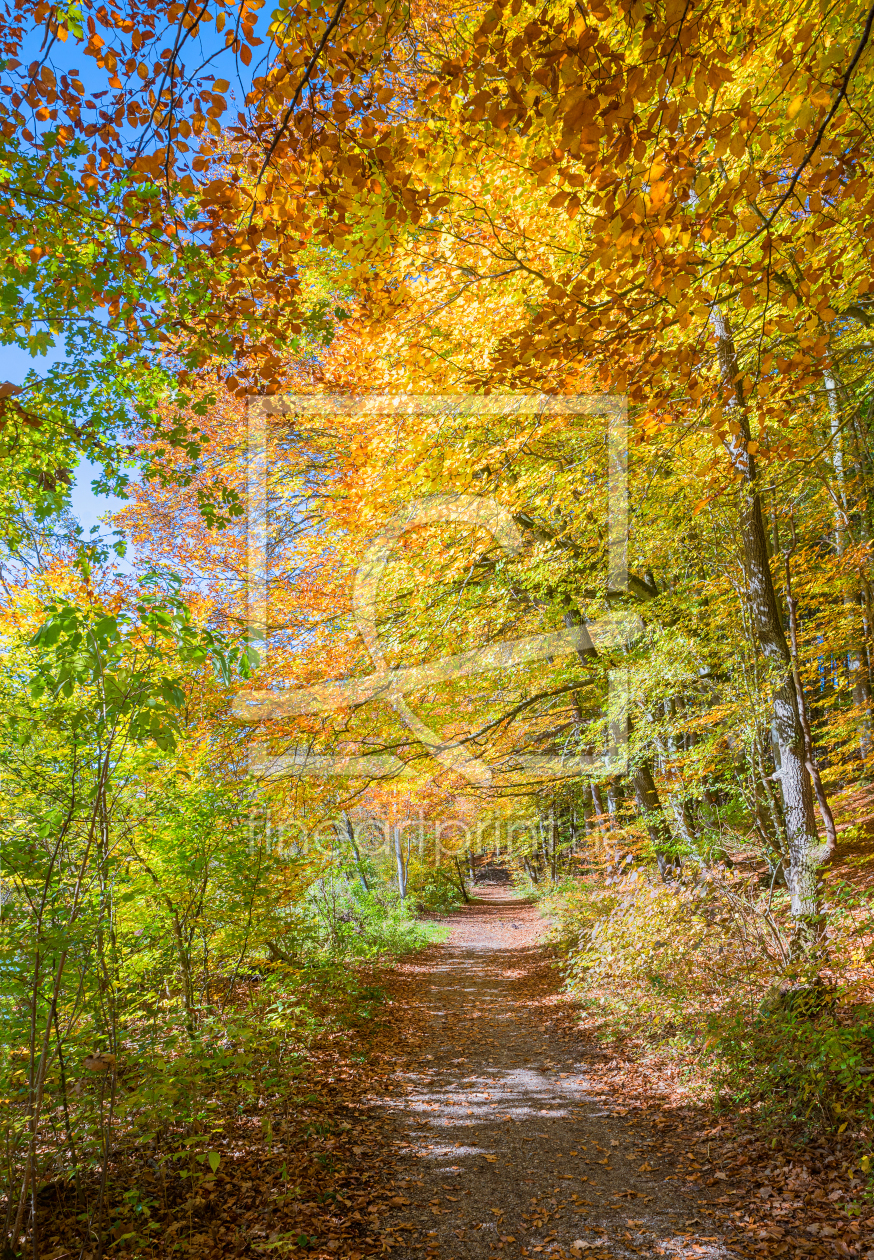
[248,808,580,864]
[232,395,638,784]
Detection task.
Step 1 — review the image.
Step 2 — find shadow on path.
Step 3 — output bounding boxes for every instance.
[376,887,737,1260]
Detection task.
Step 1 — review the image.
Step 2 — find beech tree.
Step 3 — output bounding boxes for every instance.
[222,0,872,948]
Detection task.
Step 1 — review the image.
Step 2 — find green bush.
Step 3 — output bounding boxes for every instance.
[712,1001,874,1135]
[296,879,442,959]
[412,868,466,912]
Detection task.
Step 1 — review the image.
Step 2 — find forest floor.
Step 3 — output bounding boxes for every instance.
[35,885,872,1259]
[372,885,873,1260]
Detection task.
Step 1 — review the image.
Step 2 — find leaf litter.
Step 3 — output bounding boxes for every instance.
[374,887,874,1260]
[34,886,874,1259]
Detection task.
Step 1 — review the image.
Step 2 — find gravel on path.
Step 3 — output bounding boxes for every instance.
[375,886,737,1260]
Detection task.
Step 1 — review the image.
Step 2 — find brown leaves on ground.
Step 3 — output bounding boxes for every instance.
[34,987,412,1258]
[512,926,874,1260]
[34,891,874,1259]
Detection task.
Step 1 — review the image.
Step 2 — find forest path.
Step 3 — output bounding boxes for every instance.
[375,886,735,1260]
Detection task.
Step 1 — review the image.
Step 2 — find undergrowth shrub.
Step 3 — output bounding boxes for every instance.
[412,867,467,912]
[287,880,445,960]
[557,865,874,1138]
[563,870,775,1039]
[1,848,438,1249]
[712,1001,874,1134]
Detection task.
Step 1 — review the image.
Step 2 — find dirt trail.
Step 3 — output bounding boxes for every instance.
[375,886,735,1260]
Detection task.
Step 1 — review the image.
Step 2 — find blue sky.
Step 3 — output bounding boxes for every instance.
[0,343,130,539]
[1,2,282,560]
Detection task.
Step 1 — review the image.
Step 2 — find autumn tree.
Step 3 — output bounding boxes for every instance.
[229,0,874,947]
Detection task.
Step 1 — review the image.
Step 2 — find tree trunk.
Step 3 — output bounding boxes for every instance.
[850,589,874,753]
[631,759,679,880]
[658,704,698,856]
[548,811,558,881]
[670,796,698,851]
[825,369,872,752]
[170,915,196,1034]
[590,780,607,827]
[783,543,838,859]
[712,309,825,950]
[604,780,625,870]
[452,857,471,903]
[393,825,407,899]
[342,814,370,893]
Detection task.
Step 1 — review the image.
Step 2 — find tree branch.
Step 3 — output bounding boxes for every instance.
[255,0,349,186]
